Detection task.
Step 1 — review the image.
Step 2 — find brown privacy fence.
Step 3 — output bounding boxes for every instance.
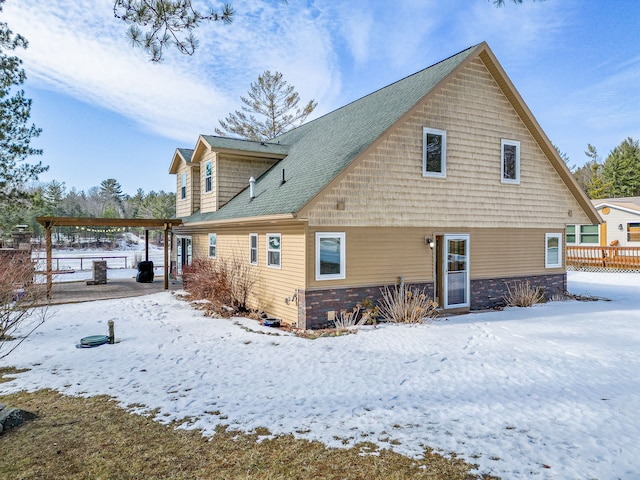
[567,246,640,271]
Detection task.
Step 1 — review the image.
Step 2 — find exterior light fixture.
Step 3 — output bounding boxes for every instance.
[425,236,435,249]
[618,224,624,231]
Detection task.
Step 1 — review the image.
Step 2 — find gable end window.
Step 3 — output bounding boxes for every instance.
[545,233,562,268]
[423,127,446,177]
[205,161,213,193]
[501,139,520,184]
[208,233,217,258]
[316,232,346,281]
[249,233,258,265]
[266,233,281,268]
[181,173,187,199]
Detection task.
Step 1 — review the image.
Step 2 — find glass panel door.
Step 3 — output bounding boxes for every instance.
[444,234,469,308]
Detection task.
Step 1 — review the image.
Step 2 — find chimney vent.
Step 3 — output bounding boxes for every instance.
[249,176,255,200]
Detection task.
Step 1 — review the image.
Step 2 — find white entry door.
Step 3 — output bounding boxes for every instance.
[443,234,470,308]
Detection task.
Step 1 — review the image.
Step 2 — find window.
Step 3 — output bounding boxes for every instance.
[545,233,562,268]
[204,161,212,193]
[423,127,446,177]
[628,223,640,242]
[249,234,258,265]
[316,232,346,280]
[566,225,576,244]
[208,233,217,258]
[579,225,599,244]
[501,139,520,184]
[181,173,187,199]
[266,234,281,268]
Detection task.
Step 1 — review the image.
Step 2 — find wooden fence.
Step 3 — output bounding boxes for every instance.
[567,246,640,270]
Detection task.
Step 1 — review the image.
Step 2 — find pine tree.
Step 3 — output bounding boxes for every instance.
[216,70,317,141]
[0,0,47,236]
[601,137,640,198]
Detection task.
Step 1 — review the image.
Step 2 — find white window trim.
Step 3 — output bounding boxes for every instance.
[315,232,346,281]
[422,127,447,178]
[266,233,281,269]
[501,139,520,185]
[545,233,562,268]
[180,173,187,200]
[208,233,217,259]
[204,160,213,193]
[249,233,258,265]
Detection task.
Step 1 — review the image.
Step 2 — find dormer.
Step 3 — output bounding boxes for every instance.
[169,148,199,217]
[191,136,289,214]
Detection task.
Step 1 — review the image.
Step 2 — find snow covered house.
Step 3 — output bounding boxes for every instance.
[169,42,600,329]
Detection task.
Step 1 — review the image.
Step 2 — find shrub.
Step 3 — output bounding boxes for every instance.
[333,307,368,332]
[502,280,545,307]
[184,257,256,315]
[378,285,438,324]
[0,252,49,359]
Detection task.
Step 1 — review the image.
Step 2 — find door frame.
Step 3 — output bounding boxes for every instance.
[435,234,470,309]
[176,235,192,275]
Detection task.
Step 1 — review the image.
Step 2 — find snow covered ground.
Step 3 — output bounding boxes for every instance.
[2,271,639,479]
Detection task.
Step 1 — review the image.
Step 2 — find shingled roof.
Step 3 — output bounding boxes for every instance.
[179,44,479,225]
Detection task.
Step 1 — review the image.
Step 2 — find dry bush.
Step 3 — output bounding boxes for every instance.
[0,252,49,359]
[184,257,256,315]
[502,280,545,307]
[378,285,438,324]
[333,307,368,332]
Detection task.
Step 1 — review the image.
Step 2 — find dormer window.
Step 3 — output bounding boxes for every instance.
[205,160,212,193]
[181,173,187,199]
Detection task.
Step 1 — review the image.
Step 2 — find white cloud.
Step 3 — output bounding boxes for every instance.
[2,0,342,142]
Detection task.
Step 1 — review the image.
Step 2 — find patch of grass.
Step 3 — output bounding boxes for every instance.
[0,389,498,479]
[0,366,28,384]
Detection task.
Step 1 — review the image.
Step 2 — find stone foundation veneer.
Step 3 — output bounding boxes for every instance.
[297,273,566,329]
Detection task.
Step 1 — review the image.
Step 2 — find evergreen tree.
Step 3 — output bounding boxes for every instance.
[601,137,640,198]
[100,178,126,217]
[0,0,47,236]
[113,0,234,62]
[216,70,317,141]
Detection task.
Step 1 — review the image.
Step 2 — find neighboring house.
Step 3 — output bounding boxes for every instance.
[588,198,640,246]
[169,42,600,329]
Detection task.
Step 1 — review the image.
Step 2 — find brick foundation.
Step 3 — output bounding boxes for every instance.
[298,273,567,329]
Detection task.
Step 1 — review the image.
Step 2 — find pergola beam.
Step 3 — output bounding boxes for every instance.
[35,217,183,294]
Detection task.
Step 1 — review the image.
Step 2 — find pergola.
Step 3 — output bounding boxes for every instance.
[36,216,183,296]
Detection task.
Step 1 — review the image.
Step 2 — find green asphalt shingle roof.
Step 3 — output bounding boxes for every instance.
[201,136,290,156]
[181,44,479,224]
[177,148,194,163]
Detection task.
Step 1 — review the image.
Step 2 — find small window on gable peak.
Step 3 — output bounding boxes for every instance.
[501,139,520,184]
[423,127,446,177]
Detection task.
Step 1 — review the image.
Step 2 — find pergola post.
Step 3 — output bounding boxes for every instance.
[164,224,169,290]
[45,221,52,299]
[145,229,149,262]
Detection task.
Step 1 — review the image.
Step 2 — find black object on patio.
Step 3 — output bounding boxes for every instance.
[136,260,154,283]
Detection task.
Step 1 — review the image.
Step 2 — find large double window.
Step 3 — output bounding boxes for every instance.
[566,224,599,245]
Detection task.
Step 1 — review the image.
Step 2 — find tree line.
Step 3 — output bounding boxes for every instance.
[570,137,640,199]
[0,178,175,243]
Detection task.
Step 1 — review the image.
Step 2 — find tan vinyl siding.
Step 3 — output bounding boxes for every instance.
[307,227,433,288]
[306,227,562,289]
[175,163,198,218]
[200,152,218,214]
[217,154,278,207]
[304,58,591,229]
[468,228,564,278]
[188,223,305,326]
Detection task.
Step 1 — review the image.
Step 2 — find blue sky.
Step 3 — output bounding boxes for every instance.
[4,0,639,195]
